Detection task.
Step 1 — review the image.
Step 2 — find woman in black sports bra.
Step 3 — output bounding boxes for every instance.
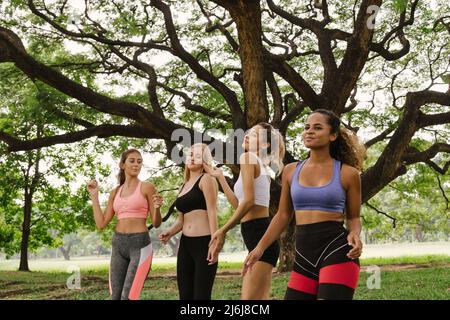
[158,143,219,300]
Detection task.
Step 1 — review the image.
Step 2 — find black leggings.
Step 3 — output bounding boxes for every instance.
[241,217,280,267]
[177,234,218,300]
[284,221,360,300]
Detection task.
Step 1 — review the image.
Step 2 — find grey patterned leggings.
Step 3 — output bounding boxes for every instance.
[109,231,153,300]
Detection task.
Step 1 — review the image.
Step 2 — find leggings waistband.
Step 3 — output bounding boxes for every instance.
[296,221,345,234]
[181,234,211,240]
[240,216,271,230]
[113,231,150,238]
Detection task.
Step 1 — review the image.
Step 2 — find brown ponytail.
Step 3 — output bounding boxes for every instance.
[311,109,366,171]
[256,122,286,176]
[117,148,142,186]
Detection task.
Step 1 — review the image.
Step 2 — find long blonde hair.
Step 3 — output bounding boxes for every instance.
[183,143,214,183]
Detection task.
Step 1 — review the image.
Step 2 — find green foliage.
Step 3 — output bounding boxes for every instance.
[0,0,449,253]
[0,59,112,257]
[361,158,450,243]
[393,0,408,12]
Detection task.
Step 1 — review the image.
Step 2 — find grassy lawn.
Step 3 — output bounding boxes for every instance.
[0,255,449,300]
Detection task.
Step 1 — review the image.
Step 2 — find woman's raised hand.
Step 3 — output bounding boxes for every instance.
[87,179,99,197]
[152,193,164,209]
[203,163,223,179]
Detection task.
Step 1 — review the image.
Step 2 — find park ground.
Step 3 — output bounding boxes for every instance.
[0,242,449,300]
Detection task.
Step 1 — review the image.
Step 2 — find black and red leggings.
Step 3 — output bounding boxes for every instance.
[285,221,360,300]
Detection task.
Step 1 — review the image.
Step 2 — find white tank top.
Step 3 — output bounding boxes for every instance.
[233,152,271,207]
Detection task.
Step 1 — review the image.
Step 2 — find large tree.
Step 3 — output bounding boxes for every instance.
[0,0,449,270]
[0,59,112,270]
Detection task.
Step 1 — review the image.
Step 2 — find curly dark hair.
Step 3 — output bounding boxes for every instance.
[310,109,366,171]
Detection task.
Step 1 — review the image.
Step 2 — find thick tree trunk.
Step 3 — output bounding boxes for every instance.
[59,246,71,261]
[415,225,424,242]
[19,150,41,271]
[169,237,180,257]
[225,0,268,128]
[361,94,421,202]
[19,189,32,272]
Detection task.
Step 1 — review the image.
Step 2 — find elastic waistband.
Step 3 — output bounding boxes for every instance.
[296,221,345,234]
[241,216,270,229]
[117,214,148,220]
[113,231,149,237]
[181,234,211,240]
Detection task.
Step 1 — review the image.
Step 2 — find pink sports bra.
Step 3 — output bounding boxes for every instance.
[113,181,149,220]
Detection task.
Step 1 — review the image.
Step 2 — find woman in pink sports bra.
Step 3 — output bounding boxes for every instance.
[87,148,162,300]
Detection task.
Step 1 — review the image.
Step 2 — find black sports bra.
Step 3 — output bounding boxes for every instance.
[174,174,207,214]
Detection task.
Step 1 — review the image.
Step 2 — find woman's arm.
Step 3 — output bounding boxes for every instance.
[201,174,220,264]
[201,174,219,235]
[171,214,184,235]
[220,152,256,233]
[208,153,257,261]
[217,174,239,209]
[203,165,239,209]
[242,163,296,274]
[159,213,184,244]
[143,182,162,228]
[343,165,363,259]
[254,162,295,249]
[87,180,116,230]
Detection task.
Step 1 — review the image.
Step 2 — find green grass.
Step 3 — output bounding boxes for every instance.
[1,255,448,272]
[0,257,247,273]
[0,255,448,300]
[0,258,110,272]
[360,255,450,266]
[355,267,450,300]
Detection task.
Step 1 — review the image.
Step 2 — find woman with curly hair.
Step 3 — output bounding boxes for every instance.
[243,109,366,300]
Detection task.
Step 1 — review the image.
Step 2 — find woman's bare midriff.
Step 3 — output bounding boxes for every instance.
[116,218,149,233]
[182,209,212,237]
[295,210,344,225]
[240,205,269,223]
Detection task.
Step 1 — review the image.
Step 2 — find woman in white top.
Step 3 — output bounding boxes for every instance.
[205,122,285,300]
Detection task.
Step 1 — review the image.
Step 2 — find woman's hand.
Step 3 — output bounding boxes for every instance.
[152,193,164,209]
[242,245,264,276]
[347,232,363,259]
[87,180,99,197]
[158,230,172,245]
[203,163,223,179]
[208,229,225,264]
[207,245,218,265]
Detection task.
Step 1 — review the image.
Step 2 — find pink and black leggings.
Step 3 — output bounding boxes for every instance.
[285,221,360,300]
[109,231,153,300]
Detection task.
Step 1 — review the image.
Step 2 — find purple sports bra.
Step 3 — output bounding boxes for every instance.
[290,158,346,214]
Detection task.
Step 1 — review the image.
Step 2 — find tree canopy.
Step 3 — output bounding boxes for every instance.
[0,0,449,270]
